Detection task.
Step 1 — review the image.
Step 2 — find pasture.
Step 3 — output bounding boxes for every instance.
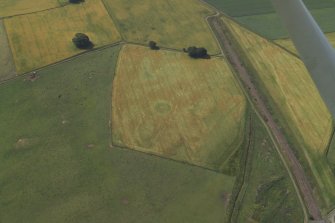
[235,13,288,40]
[204,0,335,17]
[0,46,235,222]
[275,32,335,54]
[223,17,335,211]
[234,7,335,40]
[102,0,220,54]
[4,0,121,73]
[233,114,304,223]
[0,20,16,81]
[0,0,59,18]
[112,45,247,170]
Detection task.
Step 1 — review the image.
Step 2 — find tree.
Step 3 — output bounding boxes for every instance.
[148,41,159,50]
[187,46,208,58]
[69,0,84,4]
[72,33,93,49]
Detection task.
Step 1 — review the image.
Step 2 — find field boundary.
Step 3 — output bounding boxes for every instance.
[0,40,225,85]
[100,0,126,41]
[0,19,17,80]
[226,113,254,223]
[0,4,67,20]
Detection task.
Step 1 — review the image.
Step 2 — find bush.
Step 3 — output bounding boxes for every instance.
[69,0,84,4]
[72,33,93,49]
[187,46,208,58]
[148,41,159,50]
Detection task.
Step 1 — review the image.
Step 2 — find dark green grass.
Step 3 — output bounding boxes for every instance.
[235,8,335,40]
[204,0,335,17]
[234,13,288,39]
[327,131,335,170]
[232,113,304,223]
[0,46,235,223]
[204,0,335,40]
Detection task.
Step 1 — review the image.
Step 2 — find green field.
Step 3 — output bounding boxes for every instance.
[234,13,288,40]
[205,0,335,40]
[0,20,16,81]
[102,0,220,54]
[5,0,121,73]
[204,0,335,17]
[0,46,238,222]
[234,7,335,40]
[222,16,335,212]
[232,114,304,223]
[112,45,247,170]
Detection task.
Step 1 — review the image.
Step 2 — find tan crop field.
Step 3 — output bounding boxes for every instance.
[4,0,121,73]
[102,0,220,54]
[275,32,335,54]
[222,17,335,209]
[0,0,59,18]
[0,20,16,81]
[112,45,247,170]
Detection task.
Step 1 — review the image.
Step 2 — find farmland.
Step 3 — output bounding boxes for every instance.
[4,0,121,73]
[0,20,16,81]
[235,8,335,40]
[102,0,220,54]
[0,0,59,18]
[112,45,247,170]
[1,0,335,220]
[275,32,335,54]
[0,46,236,222]
[222,16,335,211]
[204,0,335,17]
[204,0,335,40]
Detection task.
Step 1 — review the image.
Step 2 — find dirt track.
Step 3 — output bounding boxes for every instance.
[207,15,323,221]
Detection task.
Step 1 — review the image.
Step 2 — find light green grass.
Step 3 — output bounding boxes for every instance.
[0,20,16,81]
[0,46,235,222]
[232,114,304,223]
[112,45,247,171]
[102,0,220,54]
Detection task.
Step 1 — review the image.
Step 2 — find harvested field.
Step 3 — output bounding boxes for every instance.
[275,32,335,54]
[0,20,16,81]
[112,45,247,170]
[102,0,220,54]
[4,0,121,73]
[222,17,335,210]
[0,0,59,18]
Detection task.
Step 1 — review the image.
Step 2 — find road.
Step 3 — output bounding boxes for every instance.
[207,14,323,221]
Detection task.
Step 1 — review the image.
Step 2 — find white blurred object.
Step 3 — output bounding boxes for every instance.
[272,0,335,117]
